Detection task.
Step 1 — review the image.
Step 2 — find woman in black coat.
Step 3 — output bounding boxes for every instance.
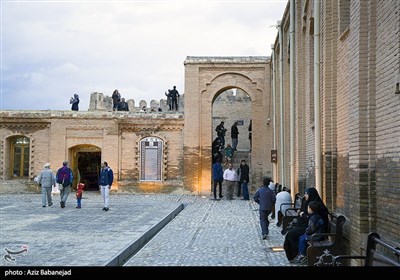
[283,187,329,262]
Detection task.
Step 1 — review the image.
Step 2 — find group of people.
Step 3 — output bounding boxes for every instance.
[212,120,329,263]
[37,161,114,211]
[165,86,180,111]
[215,120,252,152]
[282,187,329,264]
[250,176,329,265]
[70,86,180,112]
[213,123,236,167]
[212,158,250,201]
[112,89,129,111]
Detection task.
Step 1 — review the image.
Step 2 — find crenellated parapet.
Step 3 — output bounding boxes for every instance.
[88,92,184,113]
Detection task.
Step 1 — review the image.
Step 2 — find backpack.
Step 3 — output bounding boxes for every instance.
[57,167,71,186]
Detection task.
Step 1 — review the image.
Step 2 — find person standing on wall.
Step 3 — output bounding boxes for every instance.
[169,86,179,110]
[70,94,79,111]
[112,89,121,111]
[99,161,113,211]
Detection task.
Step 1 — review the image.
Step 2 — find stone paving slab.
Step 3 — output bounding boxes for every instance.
[124,195,293,267]
[1,192,296,268]
[0,193,184,266]
[1,193,395,277]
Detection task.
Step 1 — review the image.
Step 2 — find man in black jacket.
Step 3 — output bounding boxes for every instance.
[238,160,250,200]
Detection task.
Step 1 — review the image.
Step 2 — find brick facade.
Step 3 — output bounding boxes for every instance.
[271,0,400,257]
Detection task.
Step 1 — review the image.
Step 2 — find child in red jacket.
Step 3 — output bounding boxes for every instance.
[76,183,85,209]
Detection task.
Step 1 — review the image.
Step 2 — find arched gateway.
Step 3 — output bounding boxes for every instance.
[183,57,273,194]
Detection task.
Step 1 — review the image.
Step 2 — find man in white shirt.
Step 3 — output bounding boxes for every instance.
[223,163,237,200]
[275,187,292,226]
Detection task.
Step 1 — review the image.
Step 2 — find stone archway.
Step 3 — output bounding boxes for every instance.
[183,57,273,195]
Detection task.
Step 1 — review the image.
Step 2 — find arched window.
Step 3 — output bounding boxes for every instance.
[140,137,163,181]
[10,136,30,178]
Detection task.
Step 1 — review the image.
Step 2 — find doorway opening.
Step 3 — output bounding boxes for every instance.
[77,151,101,191]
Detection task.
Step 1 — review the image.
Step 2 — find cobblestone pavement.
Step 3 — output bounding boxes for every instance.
[125,195,292,266]
[0,192,295,267]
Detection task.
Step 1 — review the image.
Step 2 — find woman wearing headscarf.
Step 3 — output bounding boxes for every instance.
[283,187,329,262]
[70,94,79,111]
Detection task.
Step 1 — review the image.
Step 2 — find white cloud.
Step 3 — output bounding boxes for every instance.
[1,0,288,111]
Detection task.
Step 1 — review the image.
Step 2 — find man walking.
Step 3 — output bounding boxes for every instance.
[99,161,113,211]
[37,163,56,207]
[56,161,73,208]
[253,176,276,239]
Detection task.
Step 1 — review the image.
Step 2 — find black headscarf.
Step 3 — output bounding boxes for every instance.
[305,187,323,203]
[303,187,329,225]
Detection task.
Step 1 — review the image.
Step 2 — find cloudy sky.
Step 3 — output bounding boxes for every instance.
[1,0,288,111]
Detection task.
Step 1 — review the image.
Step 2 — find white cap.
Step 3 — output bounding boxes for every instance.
[44,163,51,168]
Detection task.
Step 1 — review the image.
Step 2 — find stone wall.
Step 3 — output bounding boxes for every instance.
[88,92,184,113]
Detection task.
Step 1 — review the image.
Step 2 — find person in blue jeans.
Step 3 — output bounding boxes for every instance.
[99,161,113,211]
[253,177,276,239]
[56,161,74,208]
[212,158,224,200]
[238,160,250,200]
[292,200,327,264]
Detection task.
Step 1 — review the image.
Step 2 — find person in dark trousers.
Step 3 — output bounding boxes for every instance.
[291,200,327,264]
[56,161,74,208]
[212,137,222,162]
[215,121,227,148]
[169,86,179,110]
[238,160,250,200]
[231,122,239,150]
[248,119,252,151]
[283,187,329,262]
[37,163,55,207]
[99,161,113,211]
[212,158,224,200]
[253,176,276,239]
[112,89,121,111]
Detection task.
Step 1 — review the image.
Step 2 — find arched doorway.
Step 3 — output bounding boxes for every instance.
[212,88,252,193]
[183,56,272,195]
[212,88,252,152]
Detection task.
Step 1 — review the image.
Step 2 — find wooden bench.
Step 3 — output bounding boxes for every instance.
[306,213,347,266]
[333,232,400,266]
[280,194,303,235]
